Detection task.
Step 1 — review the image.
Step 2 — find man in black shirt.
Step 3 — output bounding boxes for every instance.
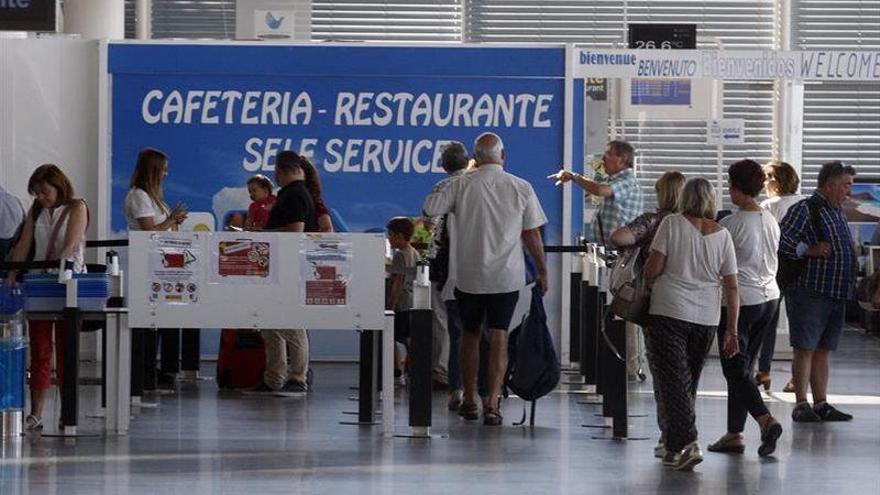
[265,152,317,233]
[255,151,313,394]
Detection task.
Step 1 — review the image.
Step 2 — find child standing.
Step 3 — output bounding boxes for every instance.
[245,174,276,230]
[386,217,419,387]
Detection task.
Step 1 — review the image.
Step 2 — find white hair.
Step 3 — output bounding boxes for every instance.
[473,132,504,164]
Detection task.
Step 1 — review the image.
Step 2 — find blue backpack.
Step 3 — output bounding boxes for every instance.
[506,285,561,405]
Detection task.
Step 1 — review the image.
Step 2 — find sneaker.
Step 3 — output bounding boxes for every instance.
[394,375,407,388]
[814,402,853,422]
[670,442,703,471]
[792,402,822,422]
[447,390,464,411]
[662,451,677,467]
[281,380,308,394]
[653,440,666,459]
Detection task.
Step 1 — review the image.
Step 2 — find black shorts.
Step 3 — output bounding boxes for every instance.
[454,289,520,332]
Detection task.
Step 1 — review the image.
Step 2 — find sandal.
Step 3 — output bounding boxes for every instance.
[707,435,745,454]
[758,418,783,457]
[755,371,772,391]
[458,402,479,421]
[25,414,43,432]
[483,406,503,426]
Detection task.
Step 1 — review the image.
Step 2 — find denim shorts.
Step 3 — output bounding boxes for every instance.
[785,285,846,351]
[454,289,519,332]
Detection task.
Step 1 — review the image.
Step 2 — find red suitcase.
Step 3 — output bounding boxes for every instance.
[216,329,265,389]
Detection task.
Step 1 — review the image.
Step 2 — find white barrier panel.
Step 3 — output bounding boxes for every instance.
[573,48,880,81]
[128,231,385,330]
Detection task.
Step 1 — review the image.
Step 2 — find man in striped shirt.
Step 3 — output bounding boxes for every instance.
[778,161,857,423]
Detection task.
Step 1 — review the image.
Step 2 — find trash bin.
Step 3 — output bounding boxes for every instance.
[0,290,26,439]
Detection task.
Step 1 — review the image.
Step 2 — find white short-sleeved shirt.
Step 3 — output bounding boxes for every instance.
[761,194,804,223]
[124,188,168,231]
[422,164,547,294]
[648,214,737,326]
[720,210,781,306]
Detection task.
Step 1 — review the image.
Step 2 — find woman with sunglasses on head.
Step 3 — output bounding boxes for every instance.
[757,161,804,392]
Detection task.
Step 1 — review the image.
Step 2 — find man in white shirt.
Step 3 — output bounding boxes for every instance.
[423,132,548,426]
[0,185,25,261]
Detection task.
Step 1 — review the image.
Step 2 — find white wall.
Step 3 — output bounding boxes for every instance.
[0,38,100,245]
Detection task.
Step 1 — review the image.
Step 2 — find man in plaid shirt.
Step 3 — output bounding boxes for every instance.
[549,140,644,248]
[778,161,857,423]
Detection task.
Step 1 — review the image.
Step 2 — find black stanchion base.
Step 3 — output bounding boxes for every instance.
[393,432,449,439]
[591,435,651,441]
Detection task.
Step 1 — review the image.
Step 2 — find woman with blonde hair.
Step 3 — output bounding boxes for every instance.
[125,148,188,390]
[644,177,740,471]
[610,170,686,457]
[6,164,88,431]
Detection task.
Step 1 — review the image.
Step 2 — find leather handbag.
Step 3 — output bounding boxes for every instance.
[609,246,651,326]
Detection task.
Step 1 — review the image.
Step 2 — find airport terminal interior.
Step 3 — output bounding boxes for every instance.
[1,1,879,494]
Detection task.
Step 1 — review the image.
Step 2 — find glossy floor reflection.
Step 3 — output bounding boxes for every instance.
[1,329,879,495]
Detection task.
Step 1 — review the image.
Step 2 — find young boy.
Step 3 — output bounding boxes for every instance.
[386,216,419,387]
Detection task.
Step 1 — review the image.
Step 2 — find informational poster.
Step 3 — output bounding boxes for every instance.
[301,235,352,306]
[213,238,278,284]
[149,234,201,305]
[707,119,745,144]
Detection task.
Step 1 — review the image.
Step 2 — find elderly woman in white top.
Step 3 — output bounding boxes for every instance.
[756,160,804,392]
[124,148,188,389]
[709,159,784,457]
[643,177,739,471]
[6,164,88,431]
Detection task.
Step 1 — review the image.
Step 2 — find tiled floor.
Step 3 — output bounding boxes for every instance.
[2,329,879,494]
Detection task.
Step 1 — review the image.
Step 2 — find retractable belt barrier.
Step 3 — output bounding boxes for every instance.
[549,243,635,439]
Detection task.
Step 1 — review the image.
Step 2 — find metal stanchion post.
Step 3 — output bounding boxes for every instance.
[396,261,444,439]
[341,330,380,426]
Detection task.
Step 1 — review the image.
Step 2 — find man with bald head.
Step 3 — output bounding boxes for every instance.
[423,132,548,426]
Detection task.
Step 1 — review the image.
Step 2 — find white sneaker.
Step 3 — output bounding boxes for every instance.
[394,375,407,388]
[669,441,703,471]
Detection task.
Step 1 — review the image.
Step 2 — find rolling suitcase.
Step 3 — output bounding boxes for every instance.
[216,329,265,389]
